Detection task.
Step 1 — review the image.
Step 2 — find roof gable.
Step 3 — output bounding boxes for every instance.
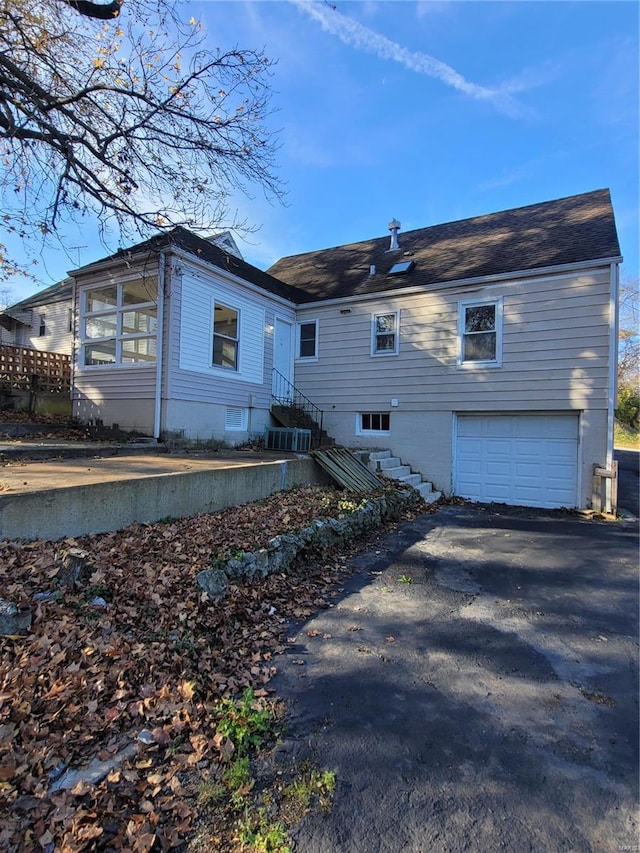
[6,278,73,311]
[267,189,621,303]
[72,228,309,305]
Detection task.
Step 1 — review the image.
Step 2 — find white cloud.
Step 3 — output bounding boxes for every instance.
[290,0,529,118]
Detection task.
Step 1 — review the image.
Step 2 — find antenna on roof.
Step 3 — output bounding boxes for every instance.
[387,218,401,251]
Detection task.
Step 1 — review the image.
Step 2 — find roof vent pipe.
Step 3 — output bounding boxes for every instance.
[369,264,376,276]
[388,218,401,251]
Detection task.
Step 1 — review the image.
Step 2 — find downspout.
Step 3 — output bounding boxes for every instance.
[153,252,166,440]
[70,277,77,415]
[605,260,620,513]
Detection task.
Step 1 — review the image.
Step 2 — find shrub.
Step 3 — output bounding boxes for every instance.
[616,385,640,428]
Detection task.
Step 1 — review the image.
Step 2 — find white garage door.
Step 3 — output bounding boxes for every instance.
[455,414,579,509]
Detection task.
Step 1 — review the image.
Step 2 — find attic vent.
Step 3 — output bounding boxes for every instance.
[225,406,247,430]
[388,260,415,276]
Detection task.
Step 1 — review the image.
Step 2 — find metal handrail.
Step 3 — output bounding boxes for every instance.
[271,368,324,446]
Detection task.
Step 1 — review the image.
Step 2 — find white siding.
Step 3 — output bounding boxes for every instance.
[179,271,264,384]
[165,261,295,416]
[12,301,73,354]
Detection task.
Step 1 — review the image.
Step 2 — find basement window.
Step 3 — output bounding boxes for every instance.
[358,412,390,435]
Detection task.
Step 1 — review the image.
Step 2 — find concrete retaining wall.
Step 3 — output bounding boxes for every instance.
[0,458,329,541]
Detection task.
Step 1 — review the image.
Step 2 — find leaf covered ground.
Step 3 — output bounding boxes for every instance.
[0,483,429,852]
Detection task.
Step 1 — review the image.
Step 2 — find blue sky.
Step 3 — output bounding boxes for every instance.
[5,0,639,302]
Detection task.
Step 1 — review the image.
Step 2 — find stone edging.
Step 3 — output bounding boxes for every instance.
[196,487,421,601]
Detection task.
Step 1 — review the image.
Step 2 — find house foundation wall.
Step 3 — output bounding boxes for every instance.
[327,409,453,495]
[326,407,608,509]
[73,396,155,434]
[163,399,272,445]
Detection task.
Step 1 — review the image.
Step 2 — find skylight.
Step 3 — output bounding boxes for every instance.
[388,260,415,276]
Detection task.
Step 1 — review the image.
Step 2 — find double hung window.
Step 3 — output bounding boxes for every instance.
[372,311,399,356]
[458,298,502,367]
[297,320,318,359]
[213,303,239,370]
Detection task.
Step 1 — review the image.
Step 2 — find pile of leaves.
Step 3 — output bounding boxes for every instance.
[0,484,423,851]
[0,412,93,441]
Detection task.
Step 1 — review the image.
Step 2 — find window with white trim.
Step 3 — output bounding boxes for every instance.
[81,279,157,367]
[458,297,503,367]
[357,412,390,434]
[212,303,239,370]
[297,320,318,359]
[372,311,398,356]
[38,314,46,336]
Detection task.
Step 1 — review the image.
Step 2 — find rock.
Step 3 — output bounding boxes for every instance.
[196,568,229,601]
[0,599,32,635]
[56,547,92,587]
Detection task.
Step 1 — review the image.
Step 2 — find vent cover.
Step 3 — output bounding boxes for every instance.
[225,406,247,430]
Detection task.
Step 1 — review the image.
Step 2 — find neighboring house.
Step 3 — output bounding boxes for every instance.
[0,279,74,354]
[70,189,621,511]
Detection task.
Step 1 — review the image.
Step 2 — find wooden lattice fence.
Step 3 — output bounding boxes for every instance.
[0,344,71,394]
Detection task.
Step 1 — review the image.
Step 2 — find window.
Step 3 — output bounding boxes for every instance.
[372,311,398,356]
[80,279,157,367]
[297,320,318,359]
[38,314,46,336]
[68,308,73,333]
[358,412,390,434]
[458,298,503,367]
[213,303,239,370]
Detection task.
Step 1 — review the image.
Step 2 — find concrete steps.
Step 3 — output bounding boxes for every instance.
[353,449,441,504]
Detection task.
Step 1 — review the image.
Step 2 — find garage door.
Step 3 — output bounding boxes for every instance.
[455,414,579,509]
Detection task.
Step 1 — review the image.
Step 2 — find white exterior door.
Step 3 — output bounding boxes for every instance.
[273,318,293,399]
[454,414,579,509]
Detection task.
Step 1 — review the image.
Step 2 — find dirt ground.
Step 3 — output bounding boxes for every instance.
[271,504,639,853]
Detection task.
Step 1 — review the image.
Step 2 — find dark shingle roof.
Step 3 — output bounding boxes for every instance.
[7,278,73,310]
[267,189,621,303]
[72,227,309,305]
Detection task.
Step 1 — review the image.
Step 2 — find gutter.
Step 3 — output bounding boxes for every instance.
[606,260,620,512]
[153,253,166,440]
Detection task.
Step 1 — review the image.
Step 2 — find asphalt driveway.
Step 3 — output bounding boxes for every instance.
[271,505,639,853]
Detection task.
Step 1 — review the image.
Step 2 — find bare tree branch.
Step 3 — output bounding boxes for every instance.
[0,0,284,277]
[58,0,123,20]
